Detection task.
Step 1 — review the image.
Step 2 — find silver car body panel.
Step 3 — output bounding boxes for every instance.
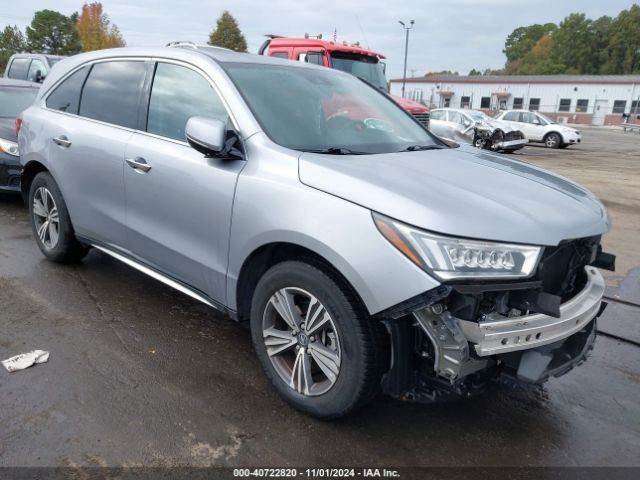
[299,146,609,246]
[19,46,609,317]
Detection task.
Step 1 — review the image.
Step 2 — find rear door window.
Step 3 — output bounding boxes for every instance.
[7,58,30,80]
[146,62,228,141]
[79,61,146,129]
[46,65,90,114]
[503,111,520,121]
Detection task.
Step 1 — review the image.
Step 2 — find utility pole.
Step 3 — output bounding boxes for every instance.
[399,20,414,98]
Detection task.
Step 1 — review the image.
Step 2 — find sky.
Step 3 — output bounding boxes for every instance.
[2,0,638,79]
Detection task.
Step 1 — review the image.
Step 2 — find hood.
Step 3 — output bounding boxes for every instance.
[0,118,17,142]
[391,95,429,113]
[299,146,609,246]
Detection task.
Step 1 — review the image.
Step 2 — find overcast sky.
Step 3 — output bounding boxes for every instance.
[2,0,638,78]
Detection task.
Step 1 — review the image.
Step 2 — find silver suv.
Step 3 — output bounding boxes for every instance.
[18,47,614,418]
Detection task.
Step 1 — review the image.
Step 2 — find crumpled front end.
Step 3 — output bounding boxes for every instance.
[378,236,614,402]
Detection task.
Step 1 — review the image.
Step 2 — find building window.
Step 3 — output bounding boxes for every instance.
[443,97,451,108]
[480,97,490,109]
[558,98,571,112]
[612,100,626,114]
[576,99,589,112]
[460,96,470,108]
[529,98,540,111]
[631,100,640,115]
[513,97,524,109]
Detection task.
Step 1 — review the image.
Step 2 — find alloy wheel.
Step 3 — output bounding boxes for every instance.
[32,186,60,249]
[262,287,342,396]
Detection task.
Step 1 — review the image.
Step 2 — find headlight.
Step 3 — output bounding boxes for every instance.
[373,212,542,280]
[0,138,19,157]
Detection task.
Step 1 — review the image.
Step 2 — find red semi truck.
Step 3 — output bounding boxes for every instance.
[258,36,430,128]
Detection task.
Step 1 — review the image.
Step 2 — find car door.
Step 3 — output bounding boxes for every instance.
[44,60,147,247]
[123,61,245,305]
[520,111,544,141]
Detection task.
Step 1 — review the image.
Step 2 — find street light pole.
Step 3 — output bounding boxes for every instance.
[399,19,415,98]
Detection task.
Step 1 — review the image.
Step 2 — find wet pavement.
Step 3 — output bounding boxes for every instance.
[1,126,639,467]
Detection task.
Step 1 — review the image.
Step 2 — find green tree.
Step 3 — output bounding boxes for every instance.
[26,9,81,55]
[207,11,247,52]
[600,5,640,73]
[468,68,482,76]
[503,23,557,65]
[551,13,597,74]
[0,25,26,72]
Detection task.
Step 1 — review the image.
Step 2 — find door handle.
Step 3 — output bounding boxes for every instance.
[126,157,152,173]
[52,135,72,148]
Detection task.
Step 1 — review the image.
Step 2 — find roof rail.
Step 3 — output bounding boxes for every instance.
[166,41,198,49]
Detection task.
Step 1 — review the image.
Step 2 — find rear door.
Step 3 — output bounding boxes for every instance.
[44,60,147,246]
[520,111,544,141]
[123,61,245,305]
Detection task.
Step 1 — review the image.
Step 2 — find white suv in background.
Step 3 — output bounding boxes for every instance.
[494,110,582,149]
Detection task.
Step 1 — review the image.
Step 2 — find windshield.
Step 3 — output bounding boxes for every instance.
[329,53,387,92]
[223,63,442,154]
[0,87,38,118]
[536,112,556,125]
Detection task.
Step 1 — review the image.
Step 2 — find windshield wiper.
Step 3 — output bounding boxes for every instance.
[301,147,369,155]
[400,144,448,152]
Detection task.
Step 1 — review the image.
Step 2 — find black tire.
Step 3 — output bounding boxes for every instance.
[28,171,89,263]
[544,132,562,149]
[250,260,387,418]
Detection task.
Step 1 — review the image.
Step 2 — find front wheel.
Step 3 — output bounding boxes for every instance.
[250,260,386,418]
[29,172,89,263]
[544,132,561,148]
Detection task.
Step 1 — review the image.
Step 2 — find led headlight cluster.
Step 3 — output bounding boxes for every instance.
[373,212,542,280]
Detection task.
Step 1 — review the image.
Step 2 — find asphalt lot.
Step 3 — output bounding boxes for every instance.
[0,126,639,468]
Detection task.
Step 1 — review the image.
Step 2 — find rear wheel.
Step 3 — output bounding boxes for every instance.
[29,172,89,263]
[250,260,386,418]
[544,132,561,148]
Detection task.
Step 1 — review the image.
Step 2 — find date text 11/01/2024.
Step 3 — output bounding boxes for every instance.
[232,469,401,478]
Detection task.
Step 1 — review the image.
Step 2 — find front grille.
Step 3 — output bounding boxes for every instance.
[536,236,600,301]
[412,112,430,128]
[504,131,524,141]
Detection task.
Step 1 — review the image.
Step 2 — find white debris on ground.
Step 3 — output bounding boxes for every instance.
[2,350,50,372]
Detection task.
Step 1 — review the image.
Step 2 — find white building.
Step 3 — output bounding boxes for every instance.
[389,75,640,126]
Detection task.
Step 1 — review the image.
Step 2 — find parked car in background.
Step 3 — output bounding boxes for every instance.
[429,108,527,152]
[4,53,64,83]
[19,46,613,418]
[0,79,40,194]
[494,109,581,148]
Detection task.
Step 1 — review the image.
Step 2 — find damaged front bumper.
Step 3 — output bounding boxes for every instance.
[381,267,606,401]
[460,266,604,357]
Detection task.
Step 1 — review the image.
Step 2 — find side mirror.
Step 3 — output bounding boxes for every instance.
[35,69,45,83]
[186,116,228,156]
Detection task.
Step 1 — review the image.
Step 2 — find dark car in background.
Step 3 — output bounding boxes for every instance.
[4,53,64,83]
[0,79,40,193]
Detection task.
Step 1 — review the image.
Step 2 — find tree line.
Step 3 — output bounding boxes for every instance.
[0,2,125,71]
[0,6,248,72]
[465,4,640,76]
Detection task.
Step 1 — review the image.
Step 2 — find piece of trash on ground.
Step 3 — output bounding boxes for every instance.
[2,350,50,372]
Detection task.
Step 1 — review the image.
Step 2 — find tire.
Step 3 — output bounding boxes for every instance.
[28,171,89,263]
[250,260,386,418]
[544,132,561,149]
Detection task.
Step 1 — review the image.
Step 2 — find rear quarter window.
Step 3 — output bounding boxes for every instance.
[79,61,146,129]
[46,65,90,114]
